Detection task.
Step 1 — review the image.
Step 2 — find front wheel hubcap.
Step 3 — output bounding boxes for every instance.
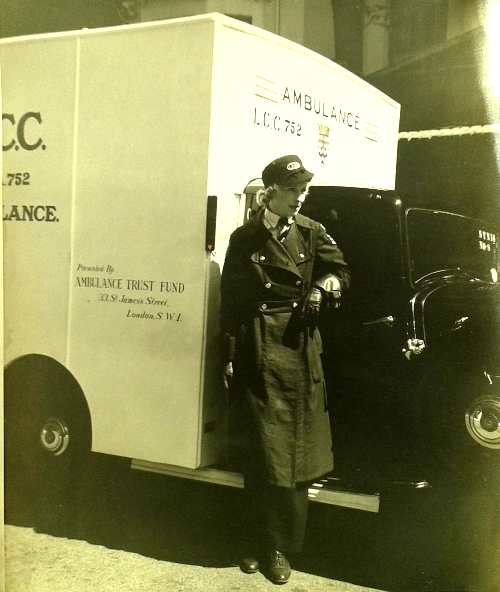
[465,397,500,449]
[40,417,70,456]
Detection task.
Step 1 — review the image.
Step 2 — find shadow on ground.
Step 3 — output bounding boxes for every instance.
[6,453,500,592]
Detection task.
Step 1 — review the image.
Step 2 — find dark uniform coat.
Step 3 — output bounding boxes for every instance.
[221,208,350,487]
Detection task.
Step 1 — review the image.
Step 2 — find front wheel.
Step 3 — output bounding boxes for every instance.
[4,356,92,526]
[419,368,500,482]
[464,394,500,451]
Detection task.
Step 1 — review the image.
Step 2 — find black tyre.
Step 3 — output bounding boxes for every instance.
[419,366,500,482]
[4,355,91,526]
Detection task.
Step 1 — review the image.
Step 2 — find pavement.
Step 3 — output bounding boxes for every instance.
[5,525,383,592]
[4,453,500,592]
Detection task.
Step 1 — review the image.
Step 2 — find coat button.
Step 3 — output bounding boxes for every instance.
[292,301,298,308]
[299,253,305,259]
[260,303,267,310]
[296,280,302,286]
[265,282,271,289]
[259,255,266,261]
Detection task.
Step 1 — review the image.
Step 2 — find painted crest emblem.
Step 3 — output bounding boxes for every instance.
[318,124,331,164]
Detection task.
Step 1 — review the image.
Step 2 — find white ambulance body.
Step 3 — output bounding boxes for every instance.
[2,14,399,509]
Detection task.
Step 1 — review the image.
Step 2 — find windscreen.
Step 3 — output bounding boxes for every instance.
[407,209,498,284]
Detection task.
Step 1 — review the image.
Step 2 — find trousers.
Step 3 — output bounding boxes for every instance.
[243,473,310,554]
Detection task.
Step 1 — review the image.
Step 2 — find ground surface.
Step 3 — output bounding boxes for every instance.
[4,453,499,592]
[5,524,383,592]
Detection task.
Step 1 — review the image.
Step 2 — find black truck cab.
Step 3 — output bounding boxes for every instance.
[302,187,500,487]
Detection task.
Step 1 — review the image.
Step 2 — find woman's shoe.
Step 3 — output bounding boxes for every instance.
[239,556,260,574]
[266,549,291,584]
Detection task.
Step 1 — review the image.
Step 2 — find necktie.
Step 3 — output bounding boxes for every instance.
[277,217,291,242]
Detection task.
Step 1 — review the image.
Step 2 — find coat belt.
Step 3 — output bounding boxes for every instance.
[256,298,302,313]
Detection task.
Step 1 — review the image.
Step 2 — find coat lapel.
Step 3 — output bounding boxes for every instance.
[249,212,312,280]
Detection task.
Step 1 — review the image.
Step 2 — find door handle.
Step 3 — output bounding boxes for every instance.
[362,315,395,327]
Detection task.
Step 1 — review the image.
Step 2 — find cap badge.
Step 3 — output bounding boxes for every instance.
[286,161,301,171]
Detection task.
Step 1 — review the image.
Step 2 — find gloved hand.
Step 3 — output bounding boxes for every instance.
[315,275,342,309]
[302,287,322,329]
[223,361,233,390]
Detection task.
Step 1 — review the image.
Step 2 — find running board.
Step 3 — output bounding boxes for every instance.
[131,459,380,513]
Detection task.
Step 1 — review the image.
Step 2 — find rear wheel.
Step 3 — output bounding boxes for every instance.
[4,356,91,526]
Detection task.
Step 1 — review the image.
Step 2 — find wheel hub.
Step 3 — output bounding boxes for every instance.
[465,397,500,449]
[40,417,70,456]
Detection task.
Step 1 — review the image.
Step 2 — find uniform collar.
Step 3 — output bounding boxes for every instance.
[263,208,295,230]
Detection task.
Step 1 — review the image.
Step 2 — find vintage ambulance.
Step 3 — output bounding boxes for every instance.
[3,14,497,517]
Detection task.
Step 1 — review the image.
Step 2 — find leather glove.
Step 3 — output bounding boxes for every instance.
[302,287,322,329]
[315,274,342,309]
[223,361,233,391]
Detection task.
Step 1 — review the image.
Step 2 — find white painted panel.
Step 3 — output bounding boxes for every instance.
[207,18,400,210]
[68,21,215,466]
[1,38,76,366]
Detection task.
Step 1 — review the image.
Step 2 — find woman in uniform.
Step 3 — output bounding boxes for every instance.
[221,155,350,584]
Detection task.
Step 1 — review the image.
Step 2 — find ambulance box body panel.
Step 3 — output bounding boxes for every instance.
[206,19,400,267]
[68,21,215,466]
[2,38,76,366]
[1,14,400,469]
